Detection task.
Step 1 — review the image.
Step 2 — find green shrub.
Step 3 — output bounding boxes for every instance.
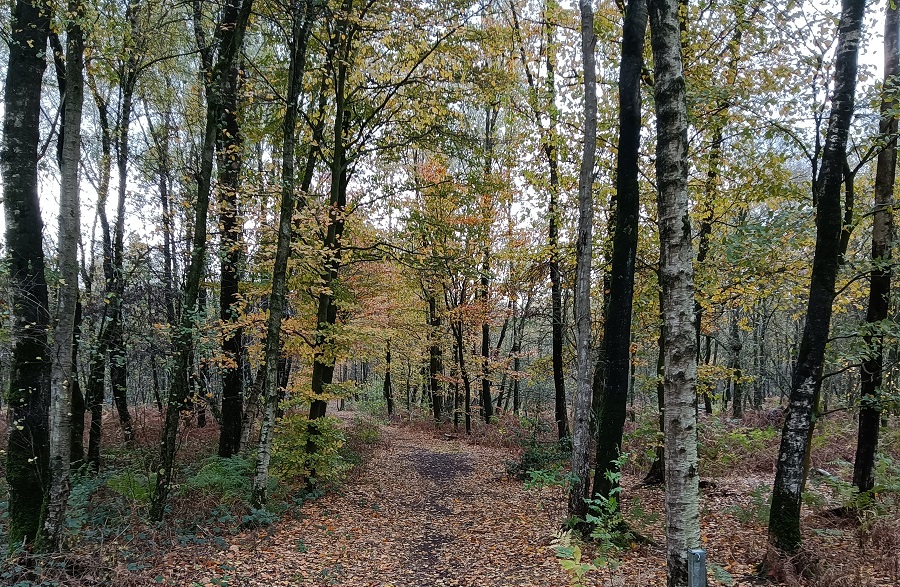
[811,454,900,514]
[107,470,154,503]
[183,455,254,503]
[506,435,571,481]
[271,414,349,488]
[698,422,777,475]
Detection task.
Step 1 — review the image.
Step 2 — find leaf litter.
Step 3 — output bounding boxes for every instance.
[154,420,899,587]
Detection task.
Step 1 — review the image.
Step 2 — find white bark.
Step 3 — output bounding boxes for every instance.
[44,5,84,551]
[648,0,701,585]
[568,0,597,518]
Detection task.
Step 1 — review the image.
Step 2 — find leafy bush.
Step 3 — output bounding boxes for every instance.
[698,422,778,475]
[271,414,349,488]
[811,454,900,514]
[506,435,571,481]
[107,470,155,503]
[66,472,107,534]
[583,453,633,555]
[183,455,254,504]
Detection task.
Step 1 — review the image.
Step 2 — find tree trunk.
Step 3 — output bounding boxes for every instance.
[309,0,354,423]
[71,301,86,468]
[42,2,84,550]
[546,21,569,441]
[591,0,647,504]
[253,0,313,508]
[568,0,597,519]
[217,37,246,457]
[2,0,52,548]
[84,72,113,472]
[428,293,444,424]
[151,0,253,521]
[108,1,142,444]
[644,316,666,485]
[479,258,493,424]
[853,0,896,493]
[384,342,394,416]
[730,313,744,419]
[649,0,702,584]
[768,0,865,554]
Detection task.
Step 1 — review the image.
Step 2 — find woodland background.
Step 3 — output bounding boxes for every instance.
[0,0,899,585]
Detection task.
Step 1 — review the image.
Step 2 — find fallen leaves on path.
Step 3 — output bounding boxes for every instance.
[162,424,571,587]
[154,420,899,587]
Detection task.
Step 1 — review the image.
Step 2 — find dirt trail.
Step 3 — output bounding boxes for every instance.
[176,423,570,587]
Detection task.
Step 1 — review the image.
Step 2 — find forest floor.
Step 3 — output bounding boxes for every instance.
[159,419,572,587]
[2,408,899,586]
[154,412,899,587]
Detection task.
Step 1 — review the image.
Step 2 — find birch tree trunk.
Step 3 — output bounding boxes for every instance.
[648,0,701,584]
[768,0,865,554]
[2,0,52,548]
[568,0,597,519]
[42,1,84,551]
[853,0,896,493]
[252,0,313,508]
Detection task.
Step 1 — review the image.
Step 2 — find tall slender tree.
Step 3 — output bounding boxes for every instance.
[568,0,597,519]
[853,0,897,493]
[648,0,702,583]
[42,0,85,552]
[2,0,52,549]
[151,0,253,521]
[591,0,647,504]
[253,0,316,507]
[217,0,249,458]
[768,0,866,554]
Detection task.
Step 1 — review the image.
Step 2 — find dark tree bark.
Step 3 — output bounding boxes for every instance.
[71,301,86,468]
[428,293,444,423]
[83,72,113,471]
[511,0,567,438]
[309,0,355,423]
[2,0,52,549]
[151,0,253,521]
[643,311,666,485]
[384,342,394,416]
[478,106,496,425]
[853,0,897,493]
[478,256,493,424]
[768,0,865,554]
[217,34,247,457]
[730,313,744,420]
[107,0,145,445]
[591,0,647,504]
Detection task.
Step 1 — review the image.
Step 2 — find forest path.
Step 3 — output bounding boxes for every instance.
[183,419,571,587]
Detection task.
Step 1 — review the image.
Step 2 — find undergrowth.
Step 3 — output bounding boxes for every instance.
[0,408,384,586]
